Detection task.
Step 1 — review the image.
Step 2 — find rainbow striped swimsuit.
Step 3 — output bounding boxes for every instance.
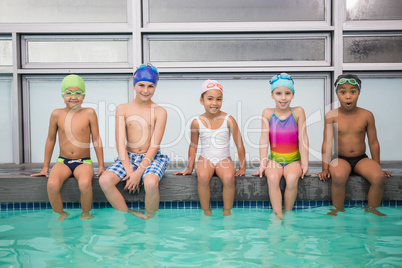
[268,108,301,166]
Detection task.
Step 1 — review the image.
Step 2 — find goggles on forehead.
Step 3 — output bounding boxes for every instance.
[270,73,293,85]
[336,78,359,86]
[136,63,159,77]
[62,90,85,97]
[206,82,223,91]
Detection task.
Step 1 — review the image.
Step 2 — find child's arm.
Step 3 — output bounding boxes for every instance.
[366,111,393,178]
[31,111,58,177]
[316,112,334,181]
[173,119,199,175]
[88,108,105,177]
[228,116,246,176]
[252,109,271,177]
[115,104,133,176]
[296,107,309,178]
[124,106,167,193]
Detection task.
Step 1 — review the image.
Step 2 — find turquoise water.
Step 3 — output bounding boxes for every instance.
[1,207,401,267]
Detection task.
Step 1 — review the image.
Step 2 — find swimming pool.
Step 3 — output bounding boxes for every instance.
[1,207,401,267]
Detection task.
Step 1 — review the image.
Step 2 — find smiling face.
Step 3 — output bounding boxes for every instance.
[337,83,359,111]
[134,81,156,102]
[62,86,85,110]
[271,86,294,110]
[200,89,223,115]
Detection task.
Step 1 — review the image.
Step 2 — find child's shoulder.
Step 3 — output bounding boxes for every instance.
[262,108,275,118]
[291,106,305,114]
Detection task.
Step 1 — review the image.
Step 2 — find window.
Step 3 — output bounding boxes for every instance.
[0,76,13,163]
[145,34,330,69]
[346,0,402,21]
[0,0,127,23]
[25,75,130,163]
[0,37,12,66]
[145,0,329,25]
[344,33,402,63]
[22,35,132,69]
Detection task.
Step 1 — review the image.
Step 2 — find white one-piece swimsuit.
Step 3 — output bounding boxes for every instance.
[196,114,231,166]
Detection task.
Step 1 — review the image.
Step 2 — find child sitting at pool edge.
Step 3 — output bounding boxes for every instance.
[316,73,392,216]
[31,74,105,221]
[99,64,170,220]
[174,79,246,217]
[252,73,309,220]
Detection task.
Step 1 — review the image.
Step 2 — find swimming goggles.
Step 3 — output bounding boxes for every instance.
[62,90,85,97]
[336,78,359,86]
[206,82,223,91]
[270,73,293,85]
[136,63,159,77]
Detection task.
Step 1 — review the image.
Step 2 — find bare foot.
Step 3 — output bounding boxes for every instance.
[222,209,232,217]
[203,209,212,216]
[365,207,386,217]
[128,210,156,220]
[274,211,284,220]
[327,208,345,216]
[79,212,95,220]
[57,211,70,221]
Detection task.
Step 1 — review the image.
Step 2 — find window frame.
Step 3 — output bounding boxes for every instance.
[144,33,331,70]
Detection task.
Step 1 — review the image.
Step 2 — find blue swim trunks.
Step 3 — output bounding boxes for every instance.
[106,151,170,181]
[57,156,92,173]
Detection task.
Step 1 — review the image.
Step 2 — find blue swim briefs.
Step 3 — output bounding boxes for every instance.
[106,151,170,181]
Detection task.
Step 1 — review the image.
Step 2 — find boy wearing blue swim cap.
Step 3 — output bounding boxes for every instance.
[32,74,105,221]
[100,64,170,220]
[317,73,392,217]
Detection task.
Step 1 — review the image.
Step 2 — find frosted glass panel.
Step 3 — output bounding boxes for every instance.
[148,0,326,23]
[0,40,12,66]
[152,77,325,165]
[357,78,402,161]
[344,35,402,63]
[346,0,402,21]
[148,35,327,64]
[0,0,127,23]
[29,76,130,163]
[0,77,13,163]
[25,37,130,66]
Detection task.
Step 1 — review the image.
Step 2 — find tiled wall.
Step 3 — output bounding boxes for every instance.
[1,200,401,212]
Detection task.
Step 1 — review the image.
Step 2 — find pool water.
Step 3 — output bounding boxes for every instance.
[1,207,401,267]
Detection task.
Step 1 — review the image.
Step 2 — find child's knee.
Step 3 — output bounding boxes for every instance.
[285,175,299,189]
[78,178,93,193]
[143,175,159,192]
[99,173,115,190]
[47,178,63,193]
[221,174,235,186]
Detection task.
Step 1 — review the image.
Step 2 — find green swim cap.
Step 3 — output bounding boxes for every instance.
[61,74,85,93]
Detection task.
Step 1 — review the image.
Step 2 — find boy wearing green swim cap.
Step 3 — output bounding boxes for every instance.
[316,74,392,217]
[32,74,105,221]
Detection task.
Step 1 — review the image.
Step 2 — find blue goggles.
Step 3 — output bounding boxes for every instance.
[136,64,159,77]
[270,73,293,85]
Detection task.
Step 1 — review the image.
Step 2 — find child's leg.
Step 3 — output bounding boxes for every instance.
[354,158,386,216]
[283,161,302,211]
[99,171,129,211]
[215,158,235,216]
[328,159,352,215]
[73,163,95,219]
[196,157,215,216]
[47,163,72,220]
[141,173,160,219]
[265,160,285,218]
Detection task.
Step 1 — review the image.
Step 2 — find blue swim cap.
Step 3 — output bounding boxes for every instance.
[270,73,294,93]
[133,64,159,86]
